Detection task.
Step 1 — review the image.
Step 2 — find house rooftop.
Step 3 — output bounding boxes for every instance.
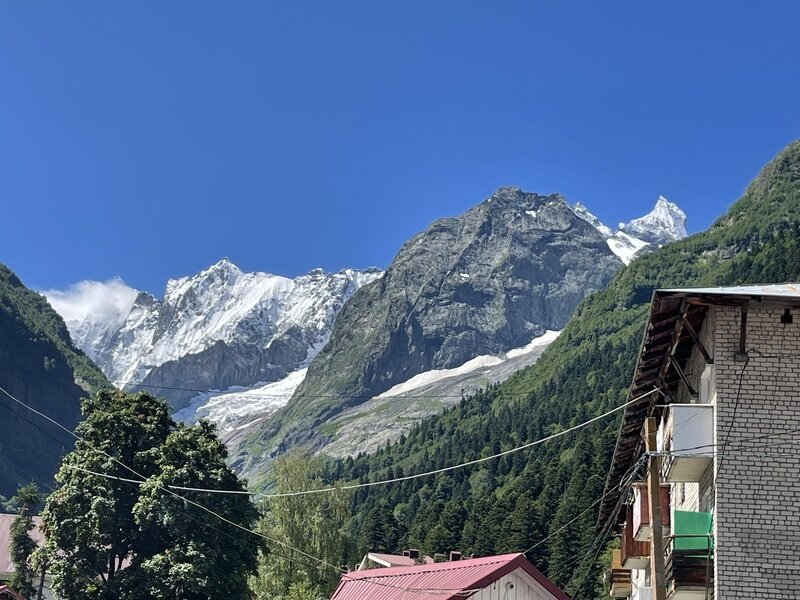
[362,552,434,568]
[658,283,800,300]
[330,552,570,600]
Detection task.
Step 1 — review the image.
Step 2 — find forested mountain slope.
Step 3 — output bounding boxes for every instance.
[321,140,800,599]
[0,264,108,499]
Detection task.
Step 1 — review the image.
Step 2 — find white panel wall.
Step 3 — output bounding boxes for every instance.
[467,567,564,600]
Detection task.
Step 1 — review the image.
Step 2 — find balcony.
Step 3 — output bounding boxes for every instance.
[620,508,650,570]
[666,511,714,600]
[632,483,671,542]
[658,404,714,482]
[608,549,632,598]
[632,588,653,600]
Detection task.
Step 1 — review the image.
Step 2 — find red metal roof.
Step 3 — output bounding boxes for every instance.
[0,585,26,600]
[330,553,571,600]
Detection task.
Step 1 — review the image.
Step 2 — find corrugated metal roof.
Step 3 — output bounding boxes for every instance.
[330,553,570,600]
[0,514,45,574]
[660,283,800,298]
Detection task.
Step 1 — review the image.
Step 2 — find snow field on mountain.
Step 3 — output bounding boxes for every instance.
[377,330,561,398]
[173,368,308,433]
[48,260,382,389]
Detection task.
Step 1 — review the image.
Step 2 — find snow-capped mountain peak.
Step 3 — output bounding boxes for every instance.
[619,195,687,246]
[46,261,384,412]
[571,196,688,264]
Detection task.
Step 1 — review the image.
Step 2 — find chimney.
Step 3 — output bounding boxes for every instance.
[449,551,462,562]
[403,550,410,557]
[408,549,419,560]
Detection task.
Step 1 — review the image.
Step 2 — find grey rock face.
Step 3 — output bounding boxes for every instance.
[241,188,624,469]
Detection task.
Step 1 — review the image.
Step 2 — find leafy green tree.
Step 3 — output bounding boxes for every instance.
[40,389,259,600]
[9,483,42,598]
[250,452,350,600]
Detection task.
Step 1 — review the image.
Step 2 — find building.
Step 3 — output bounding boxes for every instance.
[599,284,800,599]
[0,585,26,600]
[357,550,434,571]
[0,514,55,600]
[330,552,570,600]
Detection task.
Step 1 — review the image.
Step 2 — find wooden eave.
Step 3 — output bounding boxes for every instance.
[596,293,710,529]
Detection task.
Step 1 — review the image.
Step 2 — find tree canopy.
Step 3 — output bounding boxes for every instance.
[40,389,260,600]
[9,482,42,599]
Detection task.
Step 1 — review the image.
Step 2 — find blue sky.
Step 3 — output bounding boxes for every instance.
[1,1,798,294]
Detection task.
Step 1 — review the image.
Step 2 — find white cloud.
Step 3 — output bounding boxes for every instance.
[44,278,139,328]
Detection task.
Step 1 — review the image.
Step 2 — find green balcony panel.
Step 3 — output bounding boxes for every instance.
[673,510,713,552]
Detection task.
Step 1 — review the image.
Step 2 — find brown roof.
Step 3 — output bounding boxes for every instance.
[0,514,45,574]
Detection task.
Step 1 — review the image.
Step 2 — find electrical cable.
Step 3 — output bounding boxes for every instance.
[0,382,569,596]
[559,454,650,595]
[64,388,660,500]
[522,454,648,557]
[715,350,750,476]
[0,382,343,575]
[247,388,661,499]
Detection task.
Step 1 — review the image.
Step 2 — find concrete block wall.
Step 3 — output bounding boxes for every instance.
[713,305,800,599]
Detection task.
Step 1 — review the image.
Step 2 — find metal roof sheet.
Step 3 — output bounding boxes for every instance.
[0,585,26,600]
[659,283,800,298]
[330,553,570,600]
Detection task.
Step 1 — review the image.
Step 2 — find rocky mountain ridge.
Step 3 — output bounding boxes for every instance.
[234,188,687,481]
[47,262,383,415]
[47,190,686,472]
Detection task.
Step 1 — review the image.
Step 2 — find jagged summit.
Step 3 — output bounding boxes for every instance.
[571,196,687,264]
[244,186,624,471]
[620,195,688,246]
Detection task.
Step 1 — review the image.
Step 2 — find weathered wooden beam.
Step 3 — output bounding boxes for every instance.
[683,318,713,364]
[655,300,688,388]
[668,354,697,397]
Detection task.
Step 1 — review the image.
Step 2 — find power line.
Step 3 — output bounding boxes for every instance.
[0,383,558,596]
[558,454,650,595]
[523,453,649,557]
[0,382,344,575]
[53,387,660,499]
[132,388,663,499]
